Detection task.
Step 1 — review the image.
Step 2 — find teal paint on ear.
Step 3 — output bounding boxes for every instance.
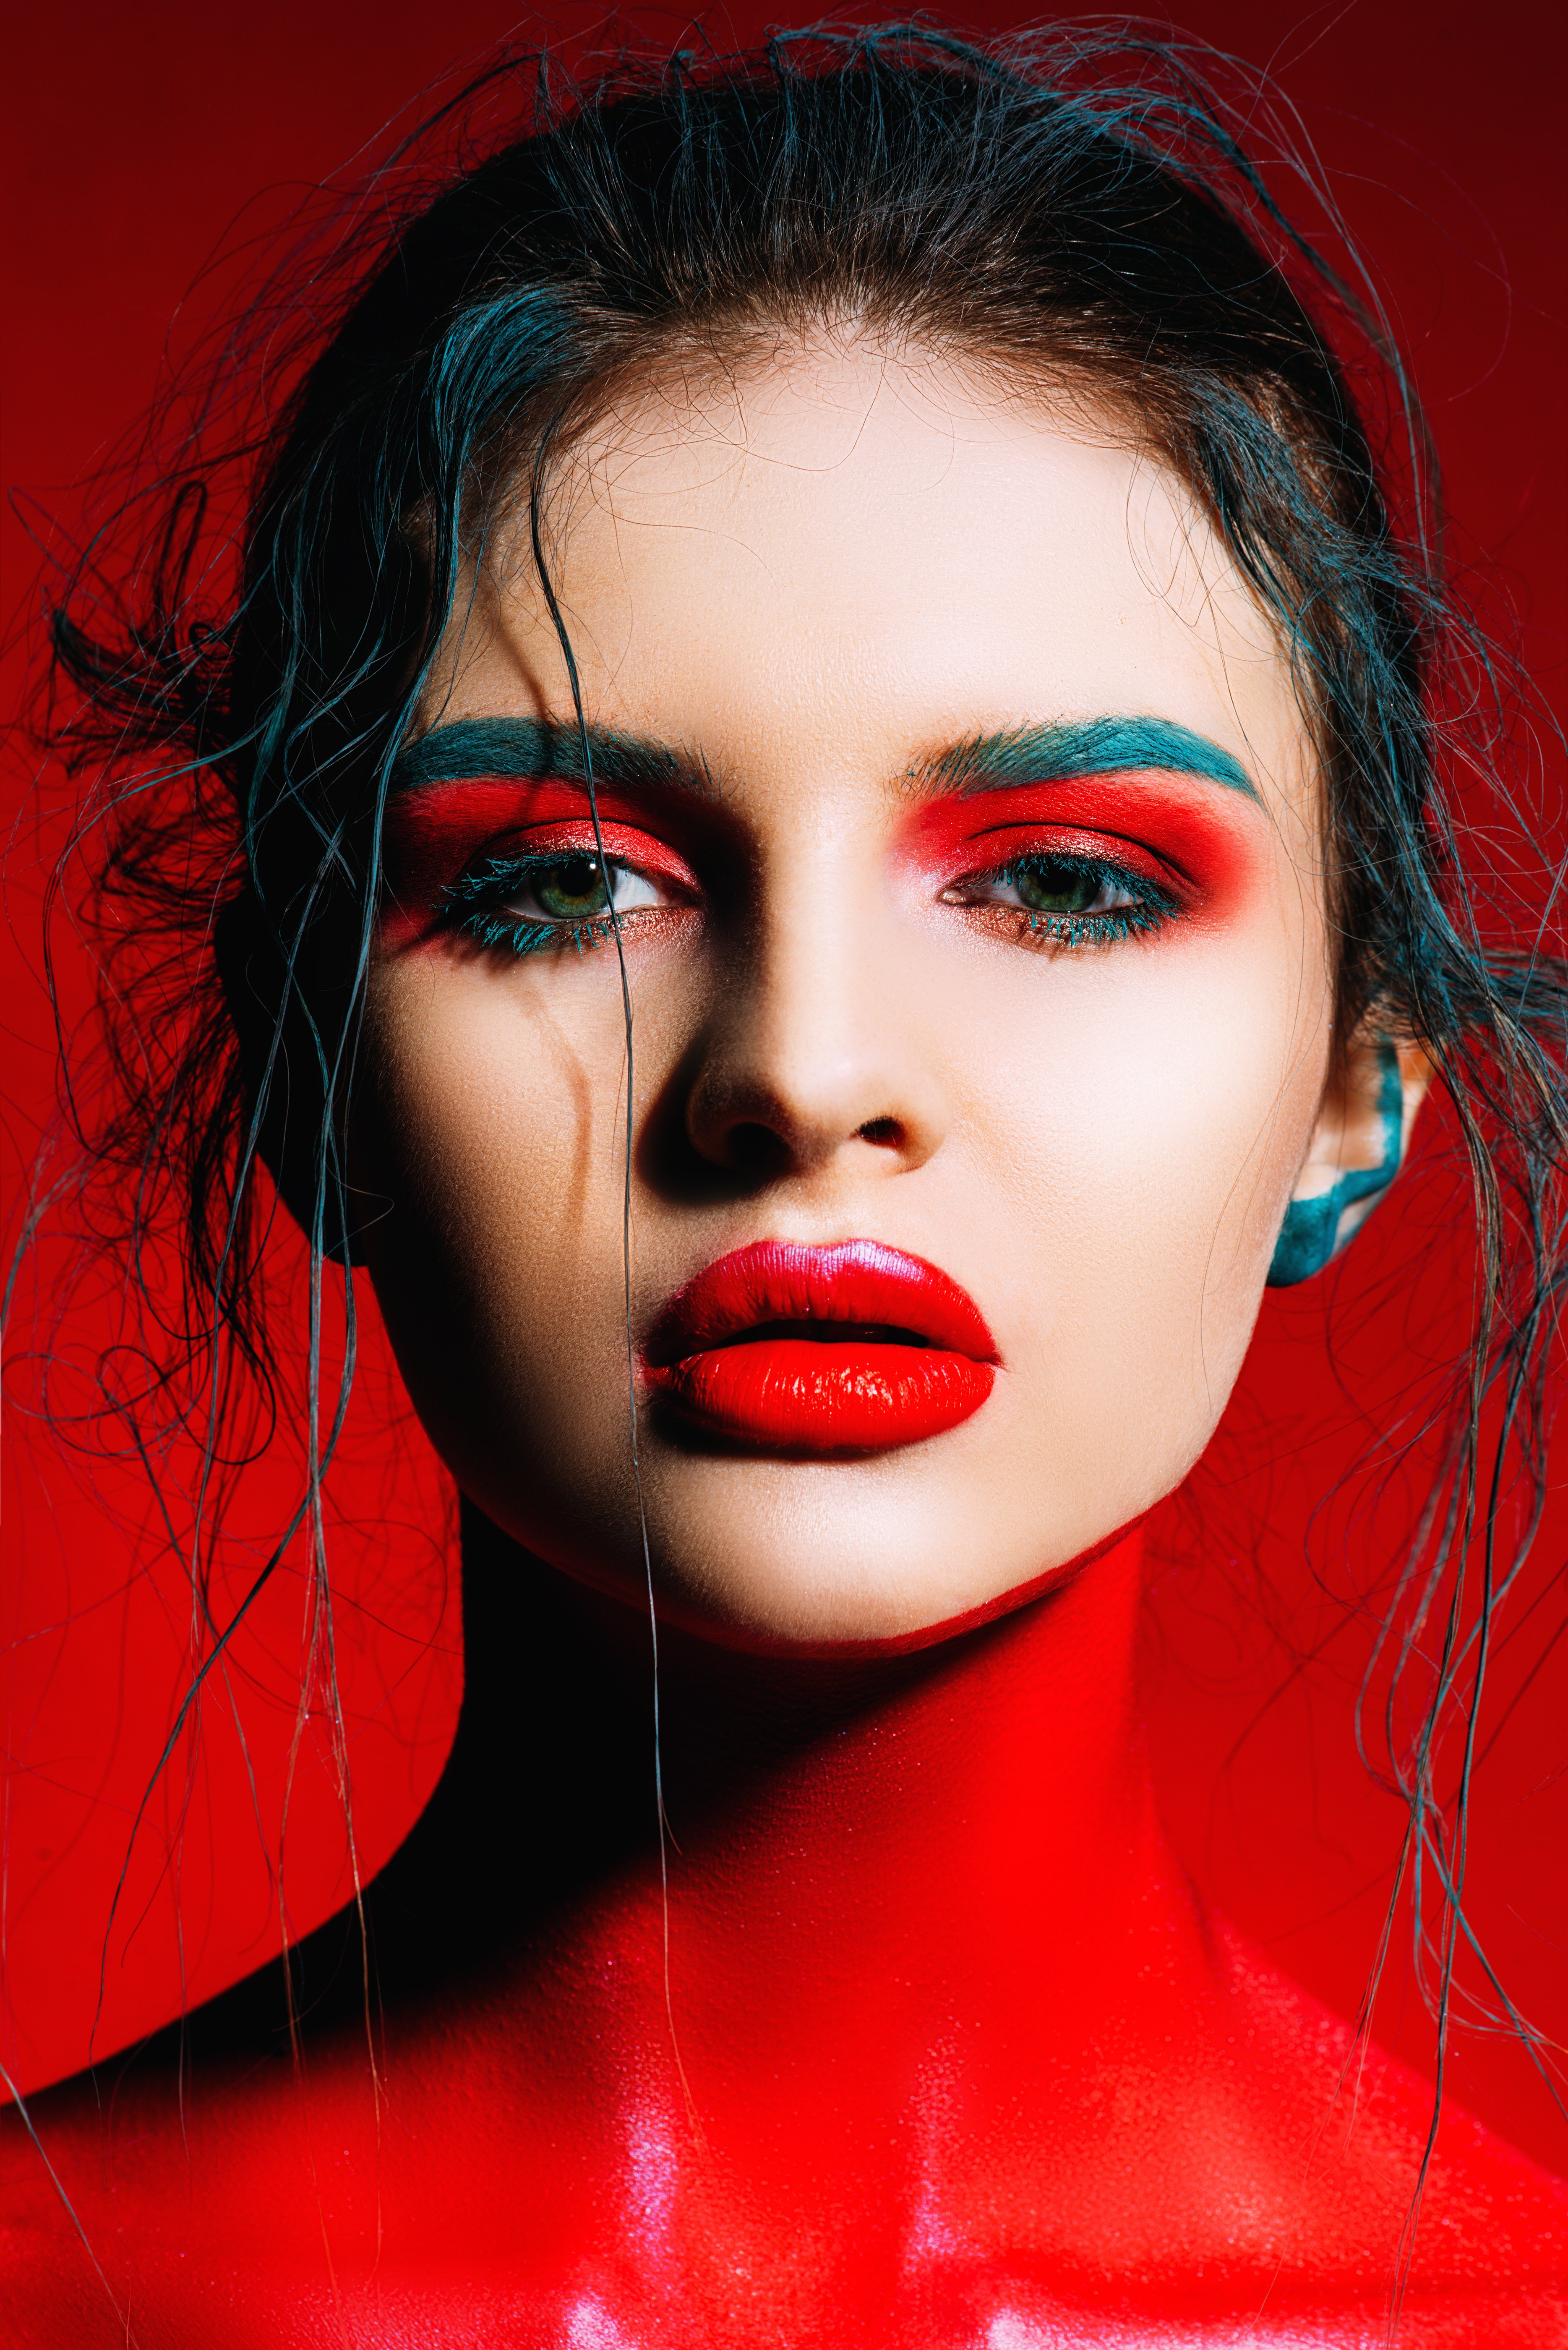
[1266,1041,1404,1287]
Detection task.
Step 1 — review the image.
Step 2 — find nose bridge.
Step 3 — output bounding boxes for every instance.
[685,824,945,1174]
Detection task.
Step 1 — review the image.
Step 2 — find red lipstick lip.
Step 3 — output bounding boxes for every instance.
[643,1240,998,1457]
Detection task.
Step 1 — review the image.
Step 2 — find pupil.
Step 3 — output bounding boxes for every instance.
[1015,862,1098,915]
[537,857,609,917]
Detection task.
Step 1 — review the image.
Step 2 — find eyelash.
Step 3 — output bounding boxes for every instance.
[441,845,1179,960]
[948,851,1180,946]
[444,852,660,957]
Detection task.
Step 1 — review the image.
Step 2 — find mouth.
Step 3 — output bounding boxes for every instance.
[642,1239,998,1456]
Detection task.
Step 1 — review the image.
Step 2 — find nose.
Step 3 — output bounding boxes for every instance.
[681,879,950,1183]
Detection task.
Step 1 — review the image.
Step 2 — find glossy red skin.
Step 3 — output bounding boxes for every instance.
[5,1525,1564,2347]
[642,1239,998,1454]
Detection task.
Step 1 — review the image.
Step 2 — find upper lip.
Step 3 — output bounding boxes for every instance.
[643,1239,998,1368]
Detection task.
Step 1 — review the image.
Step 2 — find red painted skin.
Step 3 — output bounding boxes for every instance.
[4,1521,1565,2345]
[6,777,1565,2341]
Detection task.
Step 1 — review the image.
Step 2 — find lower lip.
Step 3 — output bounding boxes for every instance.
[645,1335,994,1455]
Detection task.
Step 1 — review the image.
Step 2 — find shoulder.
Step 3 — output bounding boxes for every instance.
[1209,1924,1568,2338]
[3,2031,381,2348]
[3,2083,145,2350]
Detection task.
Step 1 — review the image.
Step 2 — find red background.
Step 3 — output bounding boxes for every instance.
[4,3,1565,2172]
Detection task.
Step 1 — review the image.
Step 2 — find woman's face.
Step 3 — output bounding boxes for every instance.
[360,340,1331,1650]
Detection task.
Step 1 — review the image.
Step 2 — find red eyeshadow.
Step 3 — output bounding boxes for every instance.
[379,778,704,949]
[897,776,1265,913]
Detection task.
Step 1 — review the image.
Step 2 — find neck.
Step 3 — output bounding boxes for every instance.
[390,1507,1203,2110]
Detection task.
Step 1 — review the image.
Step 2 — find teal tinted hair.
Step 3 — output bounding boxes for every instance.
[34,18,1567,2241]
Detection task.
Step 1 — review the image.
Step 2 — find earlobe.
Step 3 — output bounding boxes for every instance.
[1267,1030,1433,1287]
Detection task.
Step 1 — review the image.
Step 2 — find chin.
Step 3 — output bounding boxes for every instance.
[618,1494,1115,1657]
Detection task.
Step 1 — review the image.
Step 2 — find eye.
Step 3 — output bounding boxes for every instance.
[939,849,1177,946]
[977,857,1136,916]
[504,855,665,923]
[442,848,676,958]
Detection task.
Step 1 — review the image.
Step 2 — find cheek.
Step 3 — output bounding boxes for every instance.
[964,924,1328,1415]
[360,972,628,1396]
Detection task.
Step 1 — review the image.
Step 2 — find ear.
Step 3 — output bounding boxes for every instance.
[1267,1026,1434,1287]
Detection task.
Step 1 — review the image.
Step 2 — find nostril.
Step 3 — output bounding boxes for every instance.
[857,1118,902,1149]
[726,1121,792,1175]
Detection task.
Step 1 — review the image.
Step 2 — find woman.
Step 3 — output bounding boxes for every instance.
[5,25,1565,2343]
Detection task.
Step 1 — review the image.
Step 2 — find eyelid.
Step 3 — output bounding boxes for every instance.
[380,814,701,954]
[464,821,701,893]
[384,778,728,869]
[952,825,1190,894]
[898,776,1254,896]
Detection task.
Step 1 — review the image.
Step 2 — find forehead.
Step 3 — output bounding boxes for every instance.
[450,339,1311,818]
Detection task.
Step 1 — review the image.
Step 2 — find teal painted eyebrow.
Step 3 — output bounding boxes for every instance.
[391,716,710,797]
[926,719,1259,801]
[394,712,1259,804]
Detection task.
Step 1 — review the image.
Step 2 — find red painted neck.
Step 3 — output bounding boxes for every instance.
[467,1522,1195,2094]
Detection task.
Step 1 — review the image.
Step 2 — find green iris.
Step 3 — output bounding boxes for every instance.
[1013,860,1103,914]
[535,857,611,919]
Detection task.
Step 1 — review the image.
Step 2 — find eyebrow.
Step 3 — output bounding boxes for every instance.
[393,711,1260,804]
[921,718,1260,802]
[390,717,715,798]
